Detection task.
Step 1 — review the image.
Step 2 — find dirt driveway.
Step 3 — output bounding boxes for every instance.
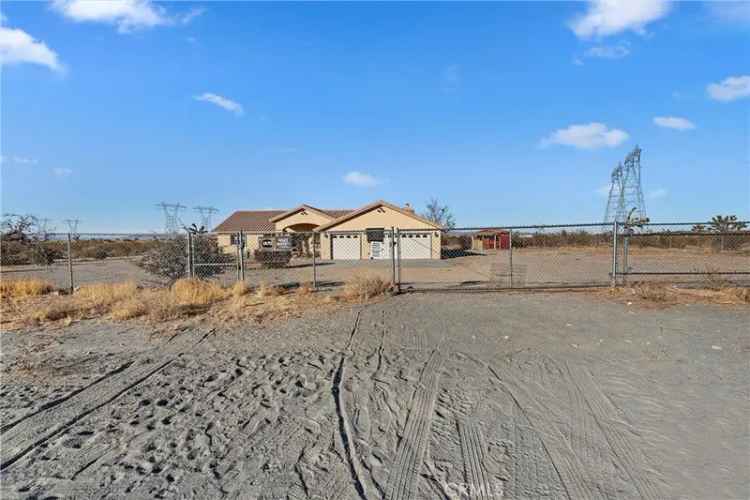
[1,292,747,499]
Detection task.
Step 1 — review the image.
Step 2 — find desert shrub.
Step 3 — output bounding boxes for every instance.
[138,236,233,282]
[0,240,32,265]
[342,274,389,302]
[79,245,110,260]
[30,243,62,266]
[0,278,54,299]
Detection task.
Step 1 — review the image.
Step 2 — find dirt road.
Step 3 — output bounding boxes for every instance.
[1,292,747,499]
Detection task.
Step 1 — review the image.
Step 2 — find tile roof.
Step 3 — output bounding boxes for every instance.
[213,210,285,232]
[214,208,354,232]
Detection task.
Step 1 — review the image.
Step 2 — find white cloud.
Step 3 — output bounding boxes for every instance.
[0,26,64,72]
[343,171,380,188]
[707,2,750,25]
[52,0,168,33]
[653,116,695,130]
[53,167,72,177]
[179,7,205,25]
[570,0,671,39]
[51,0,203,33]
[648,188,668,200]
[540,122,629,150]
[0,155,38,165]
[584,44,630,59]
[193,93,244,116]
[707,75,750,102]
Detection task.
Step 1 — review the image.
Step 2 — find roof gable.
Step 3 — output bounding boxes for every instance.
[314,200,442,231]
[269,204,338,223]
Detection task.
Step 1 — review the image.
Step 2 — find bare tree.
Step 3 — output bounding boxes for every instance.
[1,213,39,242]
[421,198,456,229]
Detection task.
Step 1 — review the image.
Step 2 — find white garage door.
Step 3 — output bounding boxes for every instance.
[331,233,360,260]
[398,231,432,259]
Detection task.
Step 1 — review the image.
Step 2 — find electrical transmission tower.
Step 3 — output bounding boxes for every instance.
[156,202,186,234]
[603,145,647,225]
[193,206,219,230]
[63,218,81,236]
[37,218,55,240]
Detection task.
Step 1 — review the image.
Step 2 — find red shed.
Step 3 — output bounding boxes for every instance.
[472,229,510,250]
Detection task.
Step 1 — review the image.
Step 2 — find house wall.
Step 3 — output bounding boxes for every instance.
[319,205,441,259]
[217,232,262,256]
[274,210,332,231]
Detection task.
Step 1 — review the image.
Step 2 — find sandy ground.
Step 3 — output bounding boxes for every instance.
[0,292,748,499]
[3,247,748,291]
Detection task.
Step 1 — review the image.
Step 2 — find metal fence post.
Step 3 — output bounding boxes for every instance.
[312,232,317,290]
[391,226,396,288]
[396,228,402,293]
[508,229,513,289]
[237,231,245,283]
[186,232,194,279]
[611,221,619,287]
[622,231,629,286]
[67,233,74,294]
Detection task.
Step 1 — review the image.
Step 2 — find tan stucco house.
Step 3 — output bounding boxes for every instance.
[214,200,442,260]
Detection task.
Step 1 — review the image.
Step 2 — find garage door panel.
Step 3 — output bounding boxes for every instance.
[332,234,360,260]
[399,232,431,259]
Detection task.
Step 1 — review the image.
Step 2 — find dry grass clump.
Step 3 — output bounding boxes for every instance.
[76,282,138,309]
[341,274,390,302]
[634,283,668,302]
[296,282,314,296]
[255,282,282,299]
[606,282,750,307]
[29,299,81,322]
[0,279,54,299]
[171,279,228,305]
[231,281,250,299]
[110,298,148,320]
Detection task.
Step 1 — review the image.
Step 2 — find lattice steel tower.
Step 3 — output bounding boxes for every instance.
[603,146,647,224]
[193,206,219,230]
[156,202,186,234]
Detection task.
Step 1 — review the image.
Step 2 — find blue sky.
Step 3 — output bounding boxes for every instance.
[1,1,748,232]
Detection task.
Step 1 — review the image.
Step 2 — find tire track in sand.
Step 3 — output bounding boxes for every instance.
[332,309,369,500]
[566,362,664,500]
[384,349,443,500]
[0,331,203,472]
[488,365,603,500]
[458,417,496,500]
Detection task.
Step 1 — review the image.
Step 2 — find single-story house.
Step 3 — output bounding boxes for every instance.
[214,200,442,260]
[472,229,510,251]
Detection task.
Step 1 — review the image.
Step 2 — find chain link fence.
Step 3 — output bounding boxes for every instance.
[1,222,748,293]
[397,224,615,290]
[616,222,750,286]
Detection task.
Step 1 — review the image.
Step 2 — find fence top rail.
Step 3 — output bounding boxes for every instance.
[633,221,749,227]
[626,230,750,237]
[447,223,612,231]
